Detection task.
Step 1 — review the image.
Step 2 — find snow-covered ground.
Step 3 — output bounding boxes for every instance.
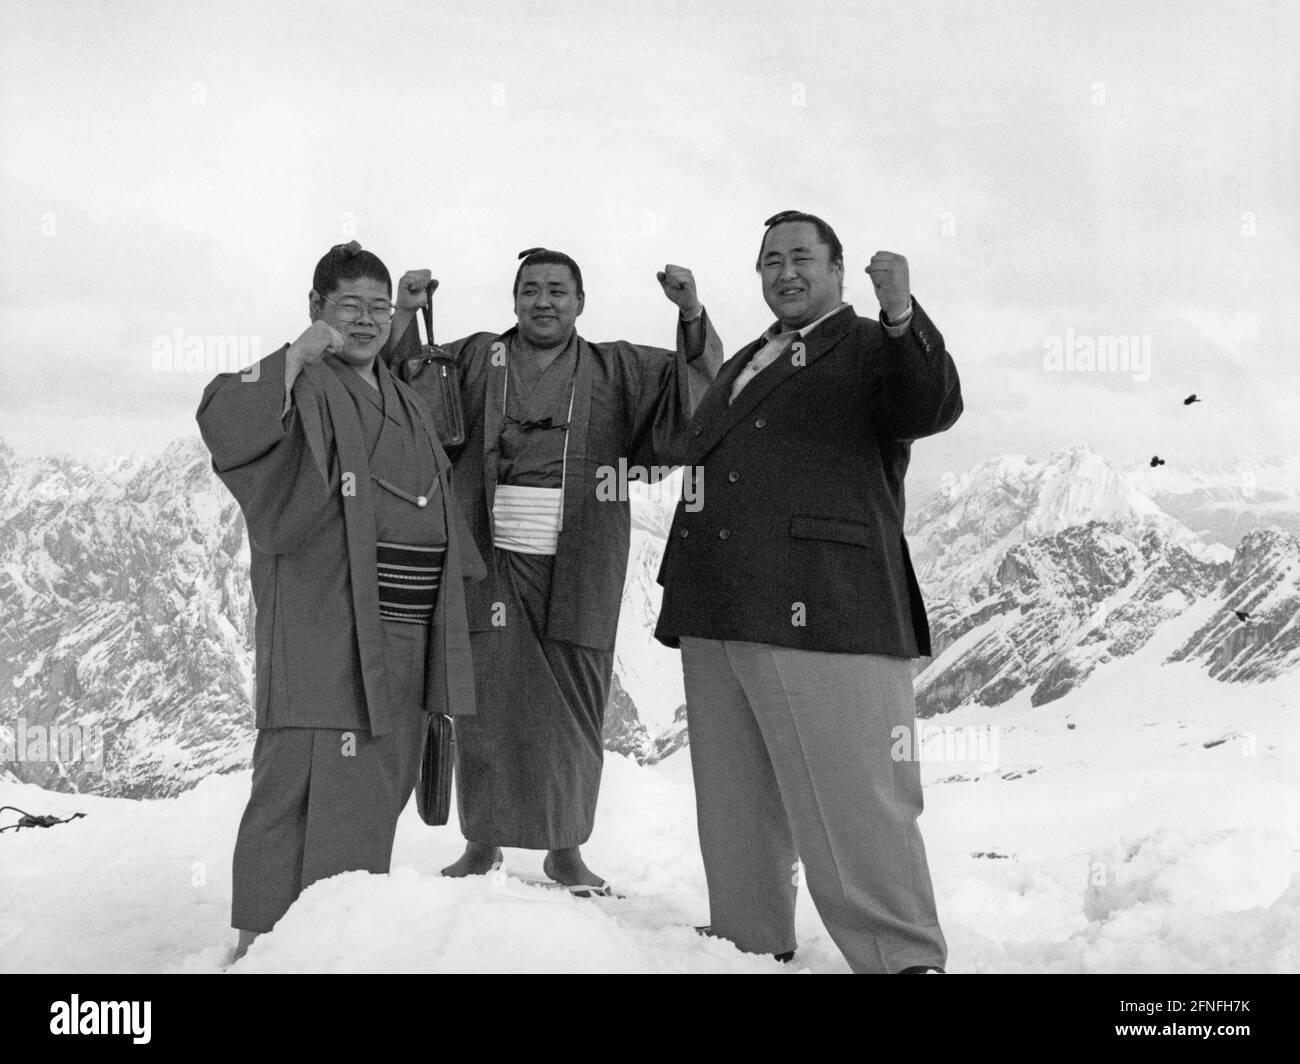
[2,634,1296,973]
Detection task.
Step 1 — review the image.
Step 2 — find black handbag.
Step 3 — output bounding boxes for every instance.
[416,712,455,826]
[399,282,466,450]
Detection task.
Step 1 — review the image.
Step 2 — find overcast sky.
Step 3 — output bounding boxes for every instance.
[1,0,1295,499]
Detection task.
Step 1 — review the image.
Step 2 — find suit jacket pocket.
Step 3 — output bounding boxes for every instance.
[789,514,873,547]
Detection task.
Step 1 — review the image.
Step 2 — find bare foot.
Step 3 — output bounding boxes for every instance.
[542,847,606,889]
[441,842,503,877]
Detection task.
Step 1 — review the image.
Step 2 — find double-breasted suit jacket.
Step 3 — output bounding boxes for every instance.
[654,300,961,657]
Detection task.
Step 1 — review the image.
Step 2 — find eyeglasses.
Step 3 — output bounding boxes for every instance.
[320,294,396,323]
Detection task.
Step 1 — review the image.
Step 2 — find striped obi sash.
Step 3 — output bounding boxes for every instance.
[376,542,446,624]
[492,484,563,555]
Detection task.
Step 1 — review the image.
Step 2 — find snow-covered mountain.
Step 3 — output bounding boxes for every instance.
[906,446,1297,717]
[906,445,1230,595]
[614,521,684,733]
[0,437,254,797]
[1125,454,1300,549]
[3,438,1296,798]
[0,437,685,795]
[1169,528,1300,681]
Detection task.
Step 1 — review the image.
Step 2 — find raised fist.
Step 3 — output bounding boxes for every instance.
[396,269,439,312]
[287,319,344,369]
[656,264,701,318]
[865,251,910,321]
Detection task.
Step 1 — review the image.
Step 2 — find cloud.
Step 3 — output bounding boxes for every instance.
[0,0,1294,475]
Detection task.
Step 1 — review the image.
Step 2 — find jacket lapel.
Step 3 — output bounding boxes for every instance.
[677,337,761,464]
[393,380,482,719]
[300,361,392,736]
[481,330,511,524]
[558,335,593,537]
[688,305,858,463]
[480,327,590,543]
[392,372,487,582]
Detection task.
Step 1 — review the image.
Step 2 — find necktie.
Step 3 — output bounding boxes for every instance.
[729,329,800,404]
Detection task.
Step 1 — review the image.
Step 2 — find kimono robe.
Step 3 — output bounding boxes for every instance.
[386,313,722,848]
[197,347,483,931]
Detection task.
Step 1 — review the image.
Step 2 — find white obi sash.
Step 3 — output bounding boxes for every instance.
[492,484,563,555]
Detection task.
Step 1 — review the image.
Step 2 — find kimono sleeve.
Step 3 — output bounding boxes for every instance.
[381,316,422,371]
[626,308,724,468]
[196,344,336,555]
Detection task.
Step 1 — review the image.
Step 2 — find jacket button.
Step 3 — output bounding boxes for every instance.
[754,418,767,429]
[727,471,739,483]
[718,529,730,540]
[679,528,689,538]
[693,426,703,436]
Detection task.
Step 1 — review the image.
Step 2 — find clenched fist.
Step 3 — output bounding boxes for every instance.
[396,269,439,311]
[287,319,344,368]
[865,251,910,322]
[656,264,702,319]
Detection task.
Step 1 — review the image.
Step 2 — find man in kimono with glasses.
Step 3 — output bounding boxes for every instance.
[384,248,722,894]
[198,241,481,959]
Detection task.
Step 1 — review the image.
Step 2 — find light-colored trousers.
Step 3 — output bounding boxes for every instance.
[680,637,947,973]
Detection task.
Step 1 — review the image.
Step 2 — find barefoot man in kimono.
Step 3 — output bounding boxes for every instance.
[198,242,482,959]
[384,248,722,893]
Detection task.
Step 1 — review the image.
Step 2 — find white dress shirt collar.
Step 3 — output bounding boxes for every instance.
[765,301,852,342]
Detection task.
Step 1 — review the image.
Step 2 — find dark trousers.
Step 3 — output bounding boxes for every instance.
[231,621,427,933]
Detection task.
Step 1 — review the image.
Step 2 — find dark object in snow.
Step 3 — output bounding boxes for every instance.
[1149,456,1166,467]
[0,806,86,833]
[1183,394,1202,405]
[1230,609,1251,622]
[1067,722,1077,730]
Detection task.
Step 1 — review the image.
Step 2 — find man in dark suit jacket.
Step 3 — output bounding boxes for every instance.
[655,211,962,973]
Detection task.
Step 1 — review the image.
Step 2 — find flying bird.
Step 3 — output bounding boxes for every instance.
[1230,609,1251,623]
[1149,456,1166,467]
[1183,394,1202,405]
